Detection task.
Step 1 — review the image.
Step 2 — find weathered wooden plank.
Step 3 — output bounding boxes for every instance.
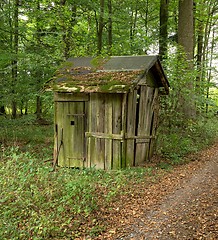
[104,95,113,170]
[125,135,156,139]
[148,88,159,160]
[88,93,105,169]
[96,93,105,169]
[59,102,67,167]
[53,101,58,167]
[121,93,127,168]
[144,87,155,162]
[112,94,122,169]
[88,93,98,168]
[71,102,85,168]
[54,92,89,102]
[85,132,123,140]
[84,101,88,168]
[126,90,137,167]
[55,102,64,166]
[135,86,146,165]
[136,139,150,143]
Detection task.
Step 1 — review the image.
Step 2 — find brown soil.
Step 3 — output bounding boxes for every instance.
[94,143,218,240]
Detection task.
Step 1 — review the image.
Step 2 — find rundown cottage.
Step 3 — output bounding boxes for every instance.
[50,55,169,170]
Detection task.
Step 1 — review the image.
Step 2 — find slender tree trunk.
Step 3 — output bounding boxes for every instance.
[36,95,42,119]
[97,0,105,54]
[35,0,42,120]
[107,0,112,55]
[60,0,76,60]
[144,0,149,54]
[159,0,169,60]
[196,20,204,91]
[206,26,215,113]
[25,101,28,115]
[0,106,6,115]
[11,0,19,119]
[130,6,138,54]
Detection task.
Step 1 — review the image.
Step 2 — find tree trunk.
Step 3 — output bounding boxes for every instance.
[0,106,6,115]
[178,0,196,118]
[178,0,194,61]
[11,0,19,119]
[129,6,138,54]
[35,0,42,120]
[60,0,76,60]
[97,0,105,54]
[36,95,42,120]
[159,0,169,60]
[107,0,112,55]
[206,26,215,113]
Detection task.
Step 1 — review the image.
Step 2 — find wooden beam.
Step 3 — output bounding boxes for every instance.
[54,92,89,102]
[85,132,124,140]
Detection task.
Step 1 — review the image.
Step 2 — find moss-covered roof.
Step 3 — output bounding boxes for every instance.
[48,55,169,93]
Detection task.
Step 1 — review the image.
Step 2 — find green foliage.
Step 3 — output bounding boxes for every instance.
[157,117,218,164]
[0,145,158,239]
[0,119,160,239]
[0,115,53,146]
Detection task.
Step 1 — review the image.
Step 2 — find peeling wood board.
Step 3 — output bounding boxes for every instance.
[126,90,137,167]
[104,94,113,170]
[148,88,159,160]
[112,94,122,169]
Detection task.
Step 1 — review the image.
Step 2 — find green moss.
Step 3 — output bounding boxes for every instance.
[91,56,111,68]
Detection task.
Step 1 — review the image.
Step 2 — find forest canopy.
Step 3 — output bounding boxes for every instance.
[0,0,217,119]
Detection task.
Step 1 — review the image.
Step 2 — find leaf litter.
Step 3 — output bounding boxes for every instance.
[89,142,218,240]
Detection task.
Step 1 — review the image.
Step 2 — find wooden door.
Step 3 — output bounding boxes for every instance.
[56,101,86,167]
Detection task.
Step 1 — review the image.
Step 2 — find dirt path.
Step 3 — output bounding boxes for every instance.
[96,143,218,240]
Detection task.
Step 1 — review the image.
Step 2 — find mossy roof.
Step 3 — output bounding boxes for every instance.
[48,55,170,93]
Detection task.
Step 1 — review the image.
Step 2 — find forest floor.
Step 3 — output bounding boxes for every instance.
[92,143,218,240]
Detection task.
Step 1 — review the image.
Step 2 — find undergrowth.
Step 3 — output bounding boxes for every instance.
[0,146,156,239]
[0,116,156,239]
[1,115,218,239]
[157,116,218,164]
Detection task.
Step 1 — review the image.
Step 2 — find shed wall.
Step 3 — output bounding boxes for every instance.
[54,84,160,169]
[86,93,125,169]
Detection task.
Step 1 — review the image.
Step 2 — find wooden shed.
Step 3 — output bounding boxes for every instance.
[50,55,169,170]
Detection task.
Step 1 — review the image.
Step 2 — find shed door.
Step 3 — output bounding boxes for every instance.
[56,101,86,167]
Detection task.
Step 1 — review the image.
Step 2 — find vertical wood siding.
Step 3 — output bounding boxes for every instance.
[87,93,123,170]
[54,85,160,169]
[135,86,156,165]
